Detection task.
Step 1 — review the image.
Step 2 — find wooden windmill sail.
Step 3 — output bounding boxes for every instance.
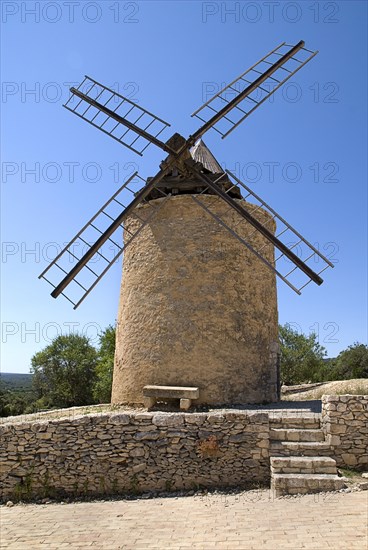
[39,41,333,310]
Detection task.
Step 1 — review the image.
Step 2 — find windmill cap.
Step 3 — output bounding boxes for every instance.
[189,139,223,174]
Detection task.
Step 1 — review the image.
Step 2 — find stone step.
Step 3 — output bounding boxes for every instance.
[270,428,325,443]
[271,473,345,497]
[270,456,338,475]
[269,414,321,430]
[269,441,333,457]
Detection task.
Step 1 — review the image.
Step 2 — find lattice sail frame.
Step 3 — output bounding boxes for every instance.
[64,76,172,156]
[39,173,171,309]
[191,41,317,139]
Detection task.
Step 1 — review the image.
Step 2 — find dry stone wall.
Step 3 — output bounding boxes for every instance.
[2,395,367,501]
[0,410,269,501]
[322,395,368,470]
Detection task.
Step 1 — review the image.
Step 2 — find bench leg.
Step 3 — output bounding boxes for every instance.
[180,398,191,410]
[144,397,156,409]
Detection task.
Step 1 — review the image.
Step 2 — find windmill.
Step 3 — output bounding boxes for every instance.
[39,41,334,405]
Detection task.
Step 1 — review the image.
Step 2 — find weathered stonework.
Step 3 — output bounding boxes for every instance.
[0,410,270,501]
[322,395,368,470]
[1,396,367,501]
[113,194,279,406]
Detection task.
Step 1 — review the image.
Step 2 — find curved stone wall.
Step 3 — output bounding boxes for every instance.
[112,194,279,406]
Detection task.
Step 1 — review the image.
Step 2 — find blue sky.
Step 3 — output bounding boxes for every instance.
[1,0,367,373]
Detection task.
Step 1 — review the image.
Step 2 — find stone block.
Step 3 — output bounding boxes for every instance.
[270,429,285,440]
[285,431,300,442]
[152,414,184,427]
[36,431,53,440]
[329,424,347,435]
[129,448,145,457]
[349,403,364,411]
[143,385,199,399]
[270,457,289,468]
[307,478,319,490]
[134,432,159,441]
[180,399,191,411]
[110,414,130,425]
[323,395,339,402]
[143,397,156,409]
[341,453,358,466]
[229,433,251,443]
[184,414,207,425]
[132,462,146,474]
[135,412,155,421]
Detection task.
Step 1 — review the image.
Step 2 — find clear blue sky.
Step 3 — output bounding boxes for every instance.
[1,1,367,373]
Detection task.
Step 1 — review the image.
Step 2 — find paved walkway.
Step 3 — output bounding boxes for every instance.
[1,490,367,549]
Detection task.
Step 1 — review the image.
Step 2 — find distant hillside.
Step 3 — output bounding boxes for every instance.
[0,372,33,391]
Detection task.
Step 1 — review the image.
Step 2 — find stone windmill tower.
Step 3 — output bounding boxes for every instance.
[40,41,334,406]
[112,141,279,405]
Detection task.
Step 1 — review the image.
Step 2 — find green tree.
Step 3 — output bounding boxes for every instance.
[31,333,98,409]
[332,343,368,380]
[93,325,116,403]
[0,389,38,417]
[0,388,11,416]
[0,377,37,417]
[279,324,327,385]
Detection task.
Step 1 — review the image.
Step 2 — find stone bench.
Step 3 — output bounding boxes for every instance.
[143,385,199,410]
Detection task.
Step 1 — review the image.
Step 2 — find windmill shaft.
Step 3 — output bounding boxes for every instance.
[191,40,305,142]
[50,168,169,299]
[186,167,323,286]
[69,88,175,155]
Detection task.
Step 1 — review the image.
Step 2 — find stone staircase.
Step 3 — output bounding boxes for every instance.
[269,413,345,496]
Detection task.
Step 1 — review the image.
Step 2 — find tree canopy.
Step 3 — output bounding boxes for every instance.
[31,333,98,409]
[332,343,368,380]
[279,324,327,385]
[93,325,116,403]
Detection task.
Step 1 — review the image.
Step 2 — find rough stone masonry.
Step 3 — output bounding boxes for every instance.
[0,410,270,501]
[1,395,367,501]
[113,194,279,406]
[321,394,368,470]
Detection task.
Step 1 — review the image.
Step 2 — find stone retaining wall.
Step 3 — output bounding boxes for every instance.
[0,410,269,501]
[2,395,367,501]
[322,395,368,470]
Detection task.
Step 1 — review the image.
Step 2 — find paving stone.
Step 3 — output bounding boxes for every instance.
[0,491,366,549]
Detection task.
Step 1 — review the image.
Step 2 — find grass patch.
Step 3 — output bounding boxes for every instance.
[338,468,362,478]
[282,379,368,401]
